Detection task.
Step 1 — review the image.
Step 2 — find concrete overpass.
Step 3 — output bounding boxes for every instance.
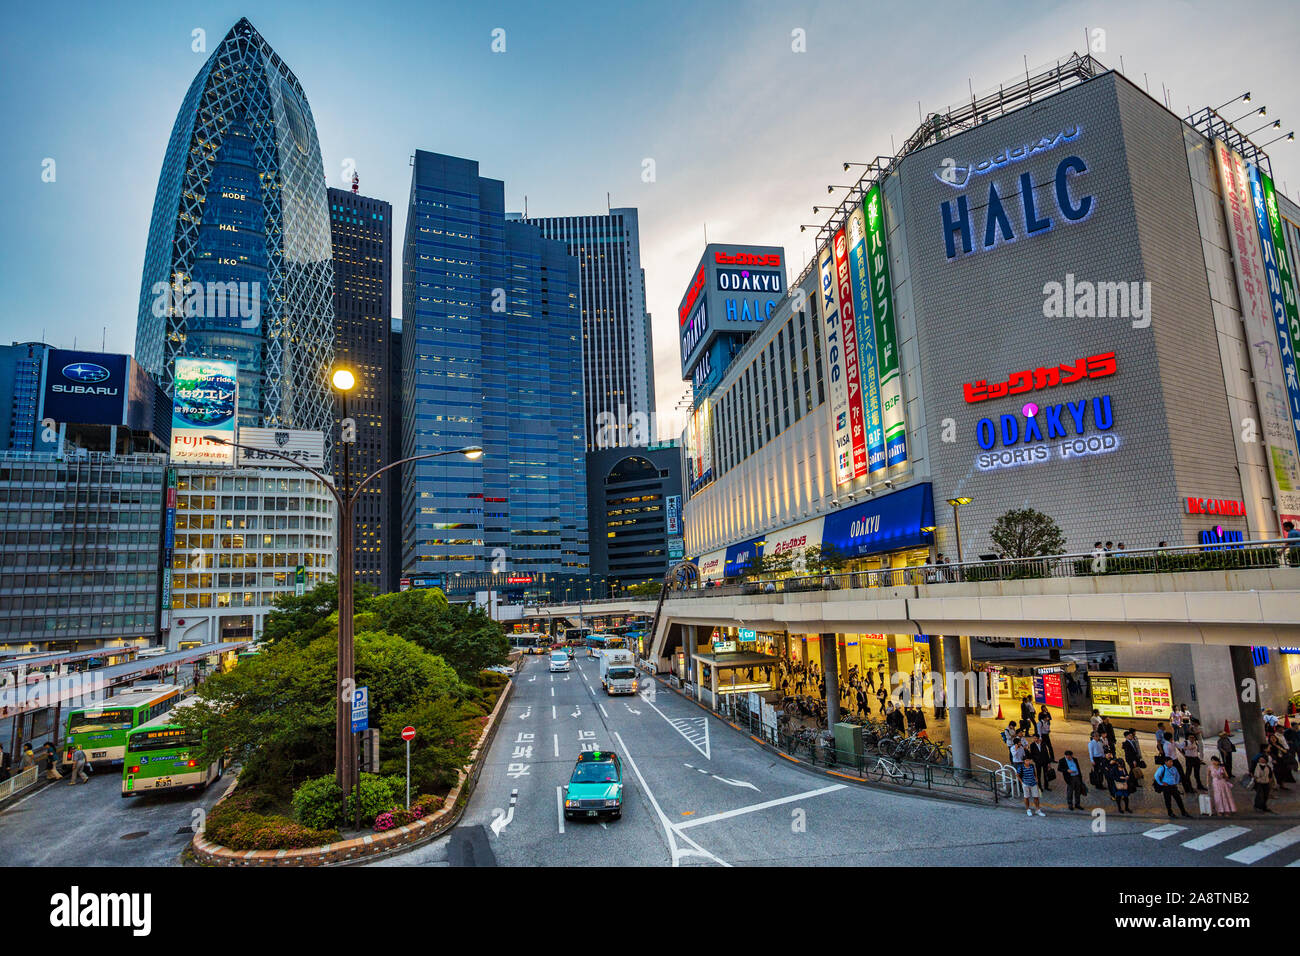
[524,566,1300,664]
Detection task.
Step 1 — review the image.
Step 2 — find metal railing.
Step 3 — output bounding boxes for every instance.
[566,539,1298,607]
[0,765,39,802]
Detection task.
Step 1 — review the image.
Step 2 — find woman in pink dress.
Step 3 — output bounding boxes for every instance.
[1209,756,1236,815]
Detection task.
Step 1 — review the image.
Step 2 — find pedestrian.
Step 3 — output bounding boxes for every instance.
[1263,708,1279,732]
[1153,756,1192,819]
[1265,731,1294,790]
[1090,541,1107,573]
[1030,735,1052,792]
[1285,520,1300,566]
[1002,721,1020,761]
[1099,715,1117,753]
[1154,722,1168,749]
[1170,706,1184,743]
[41,742,62,781]
[19,744,36,772]
[1057,750,1087,810]
[1019,695,1035,732]
[1020,759,1046,817]
[1107,756,1132,813]
[1010,735,1027,770]
[913,705,928,735]
[933,682,946,721]
[1216,728,1236,777]
[1162,733,1196,796]
[1087,731,1107,785]
[0,742,9,783]
[1252,753,1275,813]
[67,745,89,785]
[1090,708,1103,733]
[1121,729,1144,789]
[1036,707,1054,760]
[1183,733,1207,791]
[1208,755,1236,816]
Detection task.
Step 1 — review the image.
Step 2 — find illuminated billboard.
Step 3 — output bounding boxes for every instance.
[678,243,787,383]
[170,357,238,464]
[1089,673,1173,721]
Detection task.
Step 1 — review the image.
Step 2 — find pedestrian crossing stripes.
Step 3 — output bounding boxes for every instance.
[1141,822,1300,865]
[668,717,711,760]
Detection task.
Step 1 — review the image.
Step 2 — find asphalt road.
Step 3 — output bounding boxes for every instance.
[0,763,229,866]
[377,653,1300,868]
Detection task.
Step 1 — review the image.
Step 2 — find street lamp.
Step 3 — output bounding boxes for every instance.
[945,497,972,565]
[207,407,482,799]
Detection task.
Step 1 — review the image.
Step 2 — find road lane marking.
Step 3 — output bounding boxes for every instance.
[551,687,555,697]
[1142,824,1187,840]
[598,703,609,718]
[675,784,846,831]
[556,786,565,834]
[1225,824,1300,864]
[1181,826,1249,851]
[711,776,759,791]
[613,730,729,868]
[490,789,518,837]
[552,705,556,720]
[553,734,559,757]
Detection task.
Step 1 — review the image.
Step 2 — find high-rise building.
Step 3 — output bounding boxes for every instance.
[387,317,403,593]
[327,180,393,592]
[401,151,587,587]
[586,441,684,590]
[0,342,48,451]
[521,209,655,449]
[134,17,335,440]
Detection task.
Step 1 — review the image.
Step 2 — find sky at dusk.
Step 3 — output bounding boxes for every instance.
[3,0,1298,439]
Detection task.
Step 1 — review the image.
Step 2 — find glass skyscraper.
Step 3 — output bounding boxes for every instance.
[401,151,587,582]
[134,18,335,437]
[520,210,656,450]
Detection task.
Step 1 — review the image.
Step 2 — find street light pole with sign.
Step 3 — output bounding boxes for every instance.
[206,369,483,800]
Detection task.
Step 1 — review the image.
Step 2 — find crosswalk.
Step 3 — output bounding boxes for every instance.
[1142,822,1300,865]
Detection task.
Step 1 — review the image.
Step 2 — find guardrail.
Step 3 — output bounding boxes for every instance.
[0,765,39,803]
[569,539,1300,606]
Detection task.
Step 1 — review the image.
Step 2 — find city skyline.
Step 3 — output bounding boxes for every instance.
[5,0,1300,437]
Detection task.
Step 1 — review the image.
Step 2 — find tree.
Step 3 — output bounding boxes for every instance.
[180,630,468,796]
[362,589,509,680]
[626,581,661,597]
[989,508,1067,558]
[260,579,377,648]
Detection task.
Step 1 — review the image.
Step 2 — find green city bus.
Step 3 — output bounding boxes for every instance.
[122,699,223,797]
[62,684,184,768]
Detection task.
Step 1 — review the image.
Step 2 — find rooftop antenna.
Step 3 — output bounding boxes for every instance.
[102,326,106,350]
[351,171,359,194]
[704,222,708,245]
[1144,73,1150,94]
[606,191,611,214]
[524,195,528,218]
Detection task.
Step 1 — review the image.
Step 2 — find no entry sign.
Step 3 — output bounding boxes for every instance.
[401,726,416,741]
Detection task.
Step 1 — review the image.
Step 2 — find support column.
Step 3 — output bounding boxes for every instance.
[930,635,947,718]
[821,633,840,727]
[682,624,694,682]
[1228,645,1265,763]
[944,635,972,771]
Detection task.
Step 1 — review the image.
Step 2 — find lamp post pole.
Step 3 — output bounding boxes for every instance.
[208,423,481,800]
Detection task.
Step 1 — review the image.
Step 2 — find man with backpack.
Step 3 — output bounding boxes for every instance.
[1154,755,1192,819]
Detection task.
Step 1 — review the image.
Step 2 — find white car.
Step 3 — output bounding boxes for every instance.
[484,664,515,676]
[549,652,571,673]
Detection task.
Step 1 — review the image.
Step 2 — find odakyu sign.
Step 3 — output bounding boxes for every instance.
[821,482,935,559]
[974,395,1117,472]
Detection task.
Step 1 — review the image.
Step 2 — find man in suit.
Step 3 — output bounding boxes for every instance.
[1121,729,1144,791]
[1029,735,1052,792]
[1057,750,1087,810]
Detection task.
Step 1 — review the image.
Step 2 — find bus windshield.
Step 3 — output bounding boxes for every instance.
[69,710,134,733]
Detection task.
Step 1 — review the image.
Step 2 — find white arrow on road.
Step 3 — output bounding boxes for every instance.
[518,706,532,720]
[624,702,641,715]
[711,775,760,791]
[571,705,582,718]
[490,789,519,836]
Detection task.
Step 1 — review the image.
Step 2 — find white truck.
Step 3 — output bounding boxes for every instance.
[600,649,638,695]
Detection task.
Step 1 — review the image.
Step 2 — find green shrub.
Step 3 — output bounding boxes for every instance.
[205,800,340,850]
[343,773,403,826]
[477,670,508,689]
[412,793,443,816]
[291,775,346,830]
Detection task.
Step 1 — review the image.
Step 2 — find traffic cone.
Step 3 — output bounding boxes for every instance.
[1223,719,1231,735]
[1286,715,1292,729]
[996,703,1003,720]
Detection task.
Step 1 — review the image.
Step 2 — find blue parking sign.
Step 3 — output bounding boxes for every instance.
[351,686,369,733]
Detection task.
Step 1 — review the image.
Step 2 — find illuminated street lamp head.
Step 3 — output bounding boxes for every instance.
[920,526,937,534]
[947,497,972,507]
[331,368,356,392]
[458,445,484,460]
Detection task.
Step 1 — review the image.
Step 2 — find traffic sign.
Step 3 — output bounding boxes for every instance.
[351,686,369,733]
[401,726,416,741]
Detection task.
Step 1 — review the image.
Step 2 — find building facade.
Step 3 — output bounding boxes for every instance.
[0,343,47,452]
[520,209,655,449]
[328,183,393,591]
[166,464,336,647]
[400,151,587,585]
[679,57,1300,728]
[586,441,684,590]
[134,17,335,440]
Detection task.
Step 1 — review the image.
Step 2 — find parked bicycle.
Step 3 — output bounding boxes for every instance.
[870,754,915,786]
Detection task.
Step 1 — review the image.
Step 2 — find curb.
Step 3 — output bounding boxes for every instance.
[189,677,514,866]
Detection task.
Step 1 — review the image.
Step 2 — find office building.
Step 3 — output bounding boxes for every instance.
[328,180,393,591]
[586,441,684,590]
[0,342,48,451]
[401,150,586,589]
[520,209,655,449]
[134,17,335,439]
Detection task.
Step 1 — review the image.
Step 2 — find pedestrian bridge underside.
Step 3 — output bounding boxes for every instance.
[523,568,1300,666]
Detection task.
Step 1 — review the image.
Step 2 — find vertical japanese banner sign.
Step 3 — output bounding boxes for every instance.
[1215,140,1300,529]
[1256,166,1300,530]
[697,398,713,488]
[864,183,908,467]
[161,467,177,627]
[687,406,701,488]
[817,244,854,485]
[846,207,887,474]
[831,226,868,477]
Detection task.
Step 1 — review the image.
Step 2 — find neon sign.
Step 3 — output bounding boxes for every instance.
[1186,498,1245,516]
[715,251,781,267]
[678,265,706,326]
[974,395,1118,471]
[934,126,1081,189]
[941,155,1095,260]
[964,352,1115,403]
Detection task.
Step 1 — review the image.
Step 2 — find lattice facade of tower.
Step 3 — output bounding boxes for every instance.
[134,18,335,445]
